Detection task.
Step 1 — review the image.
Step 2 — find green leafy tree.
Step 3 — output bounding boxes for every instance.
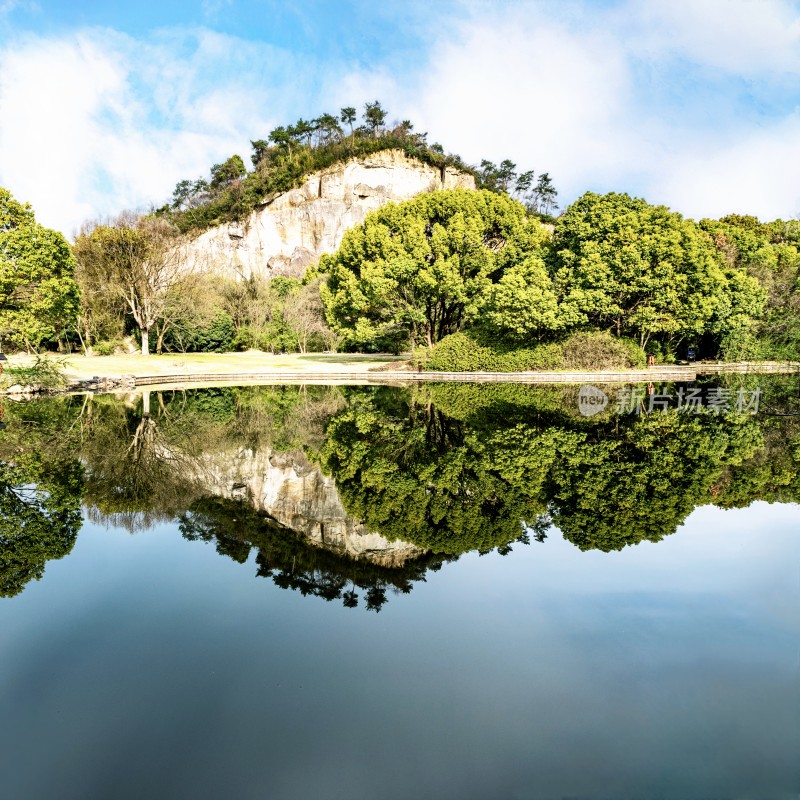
[552,192,735,349]
[210,155,247,190]
[340,106,357,137]
[0,187,80,351]
[320,189,548,349]
[484,254,574,340]
[701,215,795,359]
[72,214,187,355]
[363,100,387,137]
[531,172,558,215]
[314,113,343,145]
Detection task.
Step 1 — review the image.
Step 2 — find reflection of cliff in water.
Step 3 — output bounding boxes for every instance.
[74,386,425,567]
[186,446,426,568]
[179,496,452,613]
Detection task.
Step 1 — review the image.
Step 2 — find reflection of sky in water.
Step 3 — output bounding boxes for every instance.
[0,502,797,800]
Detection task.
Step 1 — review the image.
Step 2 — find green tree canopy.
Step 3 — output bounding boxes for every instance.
[551,192,761,349]
[700,214,799,359]
[319,189,549,349]
[210,154,247,189]
[0,187,80,351]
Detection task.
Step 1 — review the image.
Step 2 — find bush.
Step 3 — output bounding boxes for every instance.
[418,331,563,372]
[418,329,646,372]
[164,311,236,353]
[93,339,125,356]
[560,331,646,369]
[2,354,68,391]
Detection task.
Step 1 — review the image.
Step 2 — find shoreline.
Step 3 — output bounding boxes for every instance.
[1,352,799,396]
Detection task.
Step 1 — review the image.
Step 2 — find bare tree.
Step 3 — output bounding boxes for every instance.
[283,278,337,353]
[73,212,192,355]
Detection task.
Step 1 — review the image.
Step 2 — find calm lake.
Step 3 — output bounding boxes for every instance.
[1,379,798,800]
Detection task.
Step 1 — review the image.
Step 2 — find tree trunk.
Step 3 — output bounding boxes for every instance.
[141,327,150,356]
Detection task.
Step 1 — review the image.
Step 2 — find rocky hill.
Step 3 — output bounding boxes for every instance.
[182,149,476,280]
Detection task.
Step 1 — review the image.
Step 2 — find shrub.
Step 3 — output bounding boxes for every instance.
[419,329,646,372]
[164,311,236,353]
[93,339,125,356]
[2,354,68,391]
[560,331,646,369]
[419,331,563,372]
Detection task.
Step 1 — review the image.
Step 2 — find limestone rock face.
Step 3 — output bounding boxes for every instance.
[192,447,426,567]
[184,149,476,279]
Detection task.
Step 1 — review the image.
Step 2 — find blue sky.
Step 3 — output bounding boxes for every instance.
[1,0,800,234]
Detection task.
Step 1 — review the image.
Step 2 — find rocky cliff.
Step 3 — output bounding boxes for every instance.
[184,149,476,279]
[189,446,426,568]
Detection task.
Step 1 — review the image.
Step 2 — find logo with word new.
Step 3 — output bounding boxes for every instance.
[577,385,609,417]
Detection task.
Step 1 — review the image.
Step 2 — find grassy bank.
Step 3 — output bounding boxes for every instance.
[3,351,405,384]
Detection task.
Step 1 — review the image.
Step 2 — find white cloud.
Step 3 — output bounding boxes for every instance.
[0,28,302,235]
[411,8,642,189]
[360,0,800,220]
[655,113,800,220]
[2,0,800,235]
[628,0,800,74]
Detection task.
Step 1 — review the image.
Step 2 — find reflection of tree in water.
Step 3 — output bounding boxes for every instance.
[179,497,453,612]
[0,397,85,597]
[320,383,779,554]
[318,387,557,556]
[0,460,83,598]
[547,411,763,551]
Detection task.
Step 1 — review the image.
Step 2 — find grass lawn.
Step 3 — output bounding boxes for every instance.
[4,351,407,381]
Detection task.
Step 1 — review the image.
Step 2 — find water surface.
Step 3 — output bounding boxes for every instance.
[1,380,798,799]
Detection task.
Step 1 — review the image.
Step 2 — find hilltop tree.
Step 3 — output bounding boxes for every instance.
[314,113,343,145]
[210,155,247,190]
[363,101,387,137]
[0,187,80,351]
[532,173,558,216]
[250,139,270,168]
[514,170,535,196]
[340,106,357,144]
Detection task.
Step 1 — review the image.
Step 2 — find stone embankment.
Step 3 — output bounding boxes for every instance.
[128,362,800,391]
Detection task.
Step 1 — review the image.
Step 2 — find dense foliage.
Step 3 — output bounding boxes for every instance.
[318,383,771,554]
[322,188,786,366]
[417,329,645,372]
[0,187,80,351]
[699,214,800,360]
[550,193,766,351]
[320,189,548,350]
